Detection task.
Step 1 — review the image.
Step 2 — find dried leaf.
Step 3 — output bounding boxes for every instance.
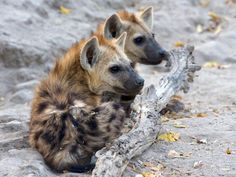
[142,172,156,177]
[203,61,231,69]
[167,150,191,158]
[196,24,204,33]
[193,113,208,118]
[141,162,164,177]
[135,175,144,177]
[199,0,210,7]
[59,6,71,15]
[158,132,180,142]
[208,11,221,23]
[172,95,182,101]
[214,25,222,35]
[203,61,219,68]
[173,123,188,128]
[226,147,232,155]
[161,116,169,122]
[174,41,185,47]
[167,150,180,158]
[150,164,164,172]
[197,138,207,144]
[143,162,155,167]
[193,161,203,168]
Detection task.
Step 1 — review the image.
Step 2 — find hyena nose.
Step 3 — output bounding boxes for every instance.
[159,49,168,57]
[135,78,144,86]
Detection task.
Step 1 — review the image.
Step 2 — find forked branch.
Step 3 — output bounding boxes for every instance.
[92,46,201,177]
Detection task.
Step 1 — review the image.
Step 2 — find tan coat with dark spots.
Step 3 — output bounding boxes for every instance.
[29,33,144,173]
[93,7,168,66]
[92,7,168,110]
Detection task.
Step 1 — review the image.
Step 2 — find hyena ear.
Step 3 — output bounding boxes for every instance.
[137,6,153,30]
[104,14,124,39]
[115,32,127,51]
[80,37,100,71]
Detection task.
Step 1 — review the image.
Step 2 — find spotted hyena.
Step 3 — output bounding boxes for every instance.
[94,7,181,114]
[94,6,168,66]
[29,33,144,173]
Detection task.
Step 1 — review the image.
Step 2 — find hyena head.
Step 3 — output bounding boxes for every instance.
[80,32,144,96]
[103,7,168,65]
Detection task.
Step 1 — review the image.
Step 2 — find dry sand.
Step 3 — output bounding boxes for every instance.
[0,0,235,176]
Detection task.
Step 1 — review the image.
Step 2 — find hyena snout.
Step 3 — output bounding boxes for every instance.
[158,48,168,58]
[135,77,144,87]
[124,69,144,94]
[134,77,144,88]
[144,38,169,64]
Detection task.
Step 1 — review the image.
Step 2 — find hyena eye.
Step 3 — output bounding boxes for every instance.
[111,31,116,38]
[109,65,121,74]
[133,36,145,45]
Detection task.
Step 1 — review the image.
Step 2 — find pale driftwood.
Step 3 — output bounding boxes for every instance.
[91,46,201,177]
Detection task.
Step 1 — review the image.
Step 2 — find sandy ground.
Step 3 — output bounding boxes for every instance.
[0,0,235,176]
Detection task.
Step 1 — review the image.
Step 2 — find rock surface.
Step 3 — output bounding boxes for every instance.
[0,0,235,176]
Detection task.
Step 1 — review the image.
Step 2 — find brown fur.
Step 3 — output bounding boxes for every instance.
[92,8,169,110]
[118,10,142,24]
[29,37,127,172]
[93,10,151,65]
[91,10,150,110]
[94,10,145,35]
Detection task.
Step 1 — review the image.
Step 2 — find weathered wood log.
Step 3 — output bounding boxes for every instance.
[91,46,201,177]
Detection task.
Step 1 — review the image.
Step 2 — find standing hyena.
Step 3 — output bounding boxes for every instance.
[29,32,144,173]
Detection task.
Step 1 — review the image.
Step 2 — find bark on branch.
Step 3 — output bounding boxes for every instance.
[92,46,201,177]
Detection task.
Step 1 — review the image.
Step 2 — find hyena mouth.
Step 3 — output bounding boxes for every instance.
[113,87,141,96]
[140,57,163,65]
[120,95,136,102]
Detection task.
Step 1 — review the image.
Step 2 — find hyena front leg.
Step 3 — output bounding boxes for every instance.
[73,102,126,153]
[46,101,126,171]
[101,91,135,116]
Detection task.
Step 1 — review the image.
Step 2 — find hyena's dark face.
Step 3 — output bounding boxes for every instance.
[125,24,169,65]
[106,54,144,96]
[95,33,144,96]
[103,7,169,65]
[80,33,144,96]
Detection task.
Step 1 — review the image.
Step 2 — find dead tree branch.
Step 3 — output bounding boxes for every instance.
[92,46,201,177]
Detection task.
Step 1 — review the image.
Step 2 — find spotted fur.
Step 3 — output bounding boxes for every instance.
[29,34,141,173]
[93,7,168,66]
[92,7,168,109]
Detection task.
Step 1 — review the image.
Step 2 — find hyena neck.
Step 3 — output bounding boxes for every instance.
[124,49,138,66]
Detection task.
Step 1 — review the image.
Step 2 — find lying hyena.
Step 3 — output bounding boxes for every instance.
[29,33,144,173]
[94,6,168,66]
[92,7,167,112]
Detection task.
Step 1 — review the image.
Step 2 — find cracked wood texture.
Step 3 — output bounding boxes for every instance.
[91,46,201,177]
